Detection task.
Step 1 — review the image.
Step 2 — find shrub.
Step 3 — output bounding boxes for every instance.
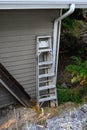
[62,17,83,37]
[80,85,87,96]
[57,87,82,105]
[65,56,87,85]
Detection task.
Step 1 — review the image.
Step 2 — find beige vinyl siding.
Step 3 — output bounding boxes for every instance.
[0,84,16,108]
[0,10,59,104]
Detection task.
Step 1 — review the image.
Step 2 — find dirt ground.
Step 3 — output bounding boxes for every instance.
[0,102,78,130]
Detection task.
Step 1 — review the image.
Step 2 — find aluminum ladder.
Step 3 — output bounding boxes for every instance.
[36,36,57,107]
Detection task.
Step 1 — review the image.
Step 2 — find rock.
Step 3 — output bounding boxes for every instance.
[61,82,67,88]
[82,118,87,130]
[80,104,87,113]
[83,9,87,19]
[8,105,13,110]
[27,124,45,130]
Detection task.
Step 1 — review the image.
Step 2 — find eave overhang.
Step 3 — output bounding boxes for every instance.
[0,0,87,9]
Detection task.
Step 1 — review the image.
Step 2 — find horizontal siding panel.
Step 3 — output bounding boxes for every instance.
[0,40,35,49]
[25,88,36,94]
[1,59,36,67]
[0,94,13,100]
[7,64,36,72]
[0,100,14,106]
[0,29,52,37]
[25,90,36,96]
[0,24,52,31]
[24,84,36,90]
[17,75,36,82]
[24,84,36,89]
[23,84,36,91]
[22,83,36,89]
[25,87,36,92]
[16,74,36,82]
[9,67,36,76]
[0,84,16,107]
[0,45,35,54]
[0,15,53,22]
[0,35,35,42]
[0,54,35,63]
[0,50,35,58]
[0,9,58,15]
[29,93,36,98]
[13,71,36,79]
[0,19,51,23]
[21,79,36,85]
[0,40,35,48]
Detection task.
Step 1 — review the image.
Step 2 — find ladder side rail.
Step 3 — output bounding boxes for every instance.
[36,37,40,105]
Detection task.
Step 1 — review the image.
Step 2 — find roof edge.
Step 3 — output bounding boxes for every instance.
[0,1,87,9]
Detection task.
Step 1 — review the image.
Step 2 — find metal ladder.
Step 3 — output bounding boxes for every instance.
[36,36,57,107]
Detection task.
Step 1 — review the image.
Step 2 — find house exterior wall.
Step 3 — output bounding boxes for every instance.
[0,9,59,106]
[0,83,17,108]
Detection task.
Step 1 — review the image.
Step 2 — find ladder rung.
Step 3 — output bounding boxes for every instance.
[39,66,49,70]
[39,95,57,102]
[39,61,53,66]
[39,73,54,78]
[39,85,56,91]
[39,79,52,84]
[38,49,52,53]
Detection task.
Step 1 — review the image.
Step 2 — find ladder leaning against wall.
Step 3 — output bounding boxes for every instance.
[36,36,57,107]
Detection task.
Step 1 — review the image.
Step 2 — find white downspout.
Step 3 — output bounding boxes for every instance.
[53,4,75,106]
[53,3,75,81]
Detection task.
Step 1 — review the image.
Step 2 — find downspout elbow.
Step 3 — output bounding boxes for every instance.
[68,3,76,14]
[53,3,76,46]
[55,3,75,23]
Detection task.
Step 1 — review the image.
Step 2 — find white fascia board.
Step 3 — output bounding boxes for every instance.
[0,0,87,9]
